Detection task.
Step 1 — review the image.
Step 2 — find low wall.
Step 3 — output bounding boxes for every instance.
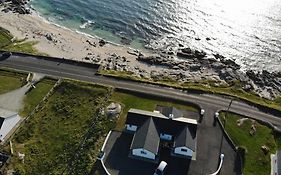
[216,111,243,175]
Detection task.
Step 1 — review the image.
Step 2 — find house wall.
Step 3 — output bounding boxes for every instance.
[125,124,137,132]
[132,148,156,160]
[0,115,21,141]
[271,153,280,175]
[174,147,193,157]
[160,133,173,141]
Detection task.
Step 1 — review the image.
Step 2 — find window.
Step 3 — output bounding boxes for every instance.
[140,150,147,155]
[181,148,188,152]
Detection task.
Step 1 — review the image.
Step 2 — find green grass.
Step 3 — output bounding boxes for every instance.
[0,69,26,94]
[111,91,198,131]
[220,113,281,175]
[0,27,13,48]
[0,27,46,55]
[3,41,46,56]
[100,70,281,112]
[9,81,114,175]
[20,78,56,117]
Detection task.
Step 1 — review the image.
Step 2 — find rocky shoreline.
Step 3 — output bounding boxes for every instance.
[1,0,281,100]
[1,0,31,14]
[102,47,281,100]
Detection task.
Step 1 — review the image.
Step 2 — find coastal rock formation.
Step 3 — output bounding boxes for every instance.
[103,49,281,99]
[177,47,206,59]
[1,0,31,14]
[99,39,106,47]
[120,36,132,45]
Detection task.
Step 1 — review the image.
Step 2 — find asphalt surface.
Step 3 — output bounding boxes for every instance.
[103,109,240,175]
[0,54,281,129]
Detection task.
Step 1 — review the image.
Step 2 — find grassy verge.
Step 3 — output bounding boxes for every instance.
[111,91,198,131]
[99,70,281,111]
[7,81,115,175]
[20,78,56,117]
[0,69,27,94]
[0,27,46,55]
[220,112,281,175]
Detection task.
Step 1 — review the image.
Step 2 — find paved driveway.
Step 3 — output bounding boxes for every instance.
[103,109,241,175]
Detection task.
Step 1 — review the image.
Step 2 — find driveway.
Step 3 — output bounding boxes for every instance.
[103,108,241,175]
[0,73,44,112]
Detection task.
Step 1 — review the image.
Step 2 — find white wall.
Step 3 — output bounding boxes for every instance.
[0,115,21,141]
[271,153,278,175]
[160,133,173,141]
[132,148,156,160]
[174,147,193,157]
[125,124,137,132]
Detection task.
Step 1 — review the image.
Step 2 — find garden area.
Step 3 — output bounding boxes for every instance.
[6,81,115,175]
[220,112,281,175]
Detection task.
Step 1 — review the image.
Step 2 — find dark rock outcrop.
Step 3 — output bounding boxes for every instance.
[177,47,206,59]
[99,39,106,47]
[120,36,132,45]
[2,0,31,14]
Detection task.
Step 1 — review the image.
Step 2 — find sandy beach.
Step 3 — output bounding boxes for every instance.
[0,5,280,99]
[0,9,150,67]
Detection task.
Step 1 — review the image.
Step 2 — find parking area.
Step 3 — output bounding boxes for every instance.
[102,109,241,175]
[104,131,194,175]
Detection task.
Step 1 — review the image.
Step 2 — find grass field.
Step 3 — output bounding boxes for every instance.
[0,27,46,55]
[8,81,114,175]
[0,69,26,94]
[20,78,56,117]
[220,113,281,175]
[110,91,198,131]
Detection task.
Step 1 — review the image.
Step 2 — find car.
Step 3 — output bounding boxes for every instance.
[214,112,219,118]
[2,52,12,57]
[200,109,205,116]
[1,52,12,59]
[97,150,105,160]
[153,161,167,175]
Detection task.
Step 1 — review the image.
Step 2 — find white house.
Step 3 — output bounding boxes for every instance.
[126,107,197,162]
[173,126,196,158]
[0,109,21,142]
[130,117,160,160]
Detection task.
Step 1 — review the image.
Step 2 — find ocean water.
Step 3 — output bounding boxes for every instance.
[30,0,281,72]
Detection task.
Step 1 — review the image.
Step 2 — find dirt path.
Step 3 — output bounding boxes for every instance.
[0,73,45,112]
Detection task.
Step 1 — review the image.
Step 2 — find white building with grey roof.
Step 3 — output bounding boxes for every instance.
[125,107,198,162]
[0,108,21,142]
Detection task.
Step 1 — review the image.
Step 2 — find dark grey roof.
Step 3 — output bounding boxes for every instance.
[174,125,197,151]
[126,108,193,136]
[153,117,188,136]
[131,117,160,154]
[0,118,4,129]
[125,111,148,126]
[157,106,183,119]
[277,151,281,174]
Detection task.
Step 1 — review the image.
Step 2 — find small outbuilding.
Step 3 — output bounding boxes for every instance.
[0,109,21,142]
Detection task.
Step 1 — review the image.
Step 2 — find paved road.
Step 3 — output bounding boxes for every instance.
[0,54,281,128]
